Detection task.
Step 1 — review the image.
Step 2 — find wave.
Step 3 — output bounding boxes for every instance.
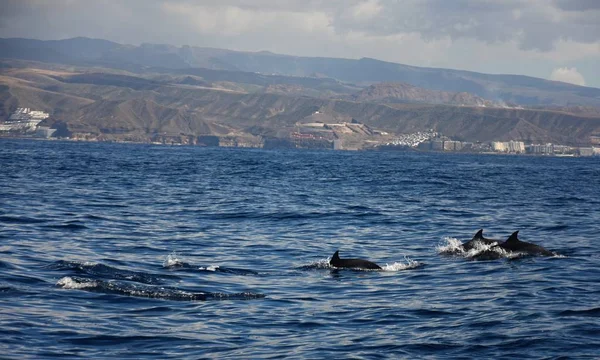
[559,307,600,317]
[0,285,16,293]
[47,260,179,284]
[0,260,16,270]
[162,252,259,275]
[196,210,385,222]
[0,215,48,224]
[42,223,89,230]
[0,284,33,297]
[56,276,265,301]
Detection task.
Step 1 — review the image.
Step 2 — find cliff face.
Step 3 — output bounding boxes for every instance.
[2,65,600,146]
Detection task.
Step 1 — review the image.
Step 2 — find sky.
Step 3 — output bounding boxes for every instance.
[1,0,599,88]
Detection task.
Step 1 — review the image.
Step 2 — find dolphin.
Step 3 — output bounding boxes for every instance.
[497,231,555,256]
[329,250,382,270]
[462,229,504,251]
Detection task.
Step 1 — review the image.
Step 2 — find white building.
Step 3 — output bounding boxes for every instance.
[491,142,506,152]
[1,108,50,132]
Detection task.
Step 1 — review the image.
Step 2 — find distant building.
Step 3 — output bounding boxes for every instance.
[553,145,570,155]
[491,142,506,152]
[506,141,525,153]
[579,147,594,157]
[527,143,554,155]
[441,140,462,151]
[492,141,524,153]
[431,140,444,151]
[1,108,50,132]
[417,141,432,151]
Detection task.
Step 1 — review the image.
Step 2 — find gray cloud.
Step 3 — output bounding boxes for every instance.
[328,0,600,51]
[0,0,599,87]
[554,0,600,11]
[1,0,599,51]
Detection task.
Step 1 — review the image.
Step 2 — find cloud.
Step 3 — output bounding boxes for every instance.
[2,0,600,51]
[550,67,586,86]
[554,0,600,11]
[328,0,600,52]
[0,0,599,87]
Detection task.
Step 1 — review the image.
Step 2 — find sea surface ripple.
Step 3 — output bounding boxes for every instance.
[1,139,599,358]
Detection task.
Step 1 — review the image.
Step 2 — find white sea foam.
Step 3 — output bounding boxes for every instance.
[56,276,98,289]
[198,265,220,271]
[163,251,184,268]
[464,241,498,257]
[298,259,333,270]
[436,236,522,260]
[436,237,464,254]
[314,259,334,269]
[381,256,423,271]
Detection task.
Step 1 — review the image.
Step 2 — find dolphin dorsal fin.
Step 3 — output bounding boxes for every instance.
[472,229,483,240]
[506,231,519,244]
[332,251,340,261]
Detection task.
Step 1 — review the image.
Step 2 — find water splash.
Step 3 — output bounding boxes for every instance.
[198,265,220,271]
[163,251,186,268]
[436,237,540,260]
[48,260,176,284]
[299,257,422,271]
[436,237,464,254]
[297,259,333,270]
[57,276,98,289]
[56,276,265,301]
[381,256,424,271]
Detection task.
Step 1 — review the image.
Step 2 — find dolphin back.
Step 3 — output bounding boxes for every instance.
[330,250,381,270]
[500,231,555,256]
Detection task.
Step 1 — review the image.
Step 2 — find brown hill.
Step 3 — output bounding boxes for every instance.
[2,66,600,146]
[350,82,494,107]
[69,98,231,137]
[4,37,599,107]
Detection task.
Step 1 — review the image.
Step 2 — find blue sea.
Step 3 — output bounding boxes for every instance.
[1,139,599,359]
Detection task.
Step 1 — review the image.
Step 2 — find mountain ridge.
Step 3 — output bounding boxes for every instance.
[1,37,599,108]
[2,39,600,148]
[3,65,599,146]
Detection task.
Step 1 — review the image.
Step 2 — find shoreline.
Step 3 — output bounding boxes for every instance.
[1,135,597,158]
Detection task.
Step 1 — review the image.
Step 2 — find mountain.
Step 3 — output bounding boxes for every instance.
[2,38,600,148]
[1,37,600,107]
[2,64,600,147]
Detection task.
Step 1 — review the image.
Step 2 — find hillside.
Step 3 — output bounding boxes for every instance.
[349,82,494,107]
[2,65,600,147]
[2,37,599,107]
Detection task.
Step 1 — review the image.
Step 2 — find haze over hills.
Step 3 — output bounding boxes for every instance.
[1,37,600,148]
[2,37,599,107]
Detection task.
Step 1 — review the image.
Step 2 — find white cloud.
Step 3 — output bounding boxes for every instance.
[550,67,586,86]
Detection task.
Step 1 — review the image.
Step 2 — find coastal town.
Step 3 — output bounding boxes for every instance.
[1,107,599,157]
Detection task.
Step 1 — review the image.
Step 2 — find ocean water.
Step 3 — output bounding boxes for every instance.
[1,139,599,359]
